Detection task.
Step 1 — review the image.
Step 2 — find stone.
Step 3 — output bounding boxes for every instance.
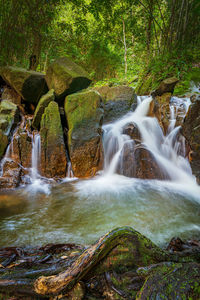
[0,130,8,159]
[0,160,21,189]
[136,262,200,299]
[0,100,19,158]
[65,90,104,177]
[32,89,55,130]
[182,99,200,183]
[45,57,91,99]
[94,85,137,124]
[0,66,48,105]
[117,144,166,180]
[152,77,179,97]
[1,86,21,105]
[40,101,67,178]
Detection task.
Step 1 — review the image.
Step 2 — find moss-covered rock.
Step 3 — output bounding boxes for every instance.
[135,74,153,96]
[65,90,104,177]
[45,57,91,100]
[136,262,200,299]
[40,101,67,178]
[93,85,137,124]
[32,89,55,130]
[0,66,48,105]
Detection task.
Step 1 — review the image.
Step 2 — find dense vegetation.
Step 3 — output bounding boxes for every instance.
[0,0,200,90]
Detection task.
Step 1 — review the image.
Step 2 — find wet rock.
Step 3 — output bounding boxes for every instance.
[0,160,21,189]
[182,99,200,183]
[45,57,91,100]
[65,90,104,177]
[123,123,141,142]
[1,86,21,105]
[0,118,33,189]
[94,85,137,124]
[40,101,67,178]
[32,89,55,130]
[153,93,171,133]
[118,144,166,180]
[152,77,179,97]
[0,66,48,105]
[137,262,200,300]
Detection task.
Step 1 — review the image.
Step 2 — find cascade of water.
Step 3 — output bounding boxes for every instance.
[102,96,196,184]
[31,133,41,180]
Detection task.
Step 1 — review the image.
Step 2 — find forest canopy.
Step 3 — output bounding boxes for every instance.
[0,0,200,85]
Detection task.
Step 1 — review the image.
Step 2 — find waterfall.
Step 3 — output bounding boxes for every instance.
[31,133,41,180]
[102,96,195,184]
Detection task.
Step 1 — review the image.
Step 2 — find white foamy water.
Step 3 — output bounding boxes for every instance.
[76,95,200,204]
[26,133,50,195]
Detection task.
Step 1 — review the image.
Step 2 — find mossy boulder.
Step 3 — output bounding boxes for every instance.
[40,101,67,178]
[136,262,200,299]
[93,85,137,124]
[45,57,91,100]
[64,90,104,177]
[0,66,48,105]
[32,89,55,130]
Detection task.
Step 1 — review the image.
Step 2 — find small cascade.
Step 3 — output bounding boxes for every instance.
[102,96,196,184]
[31,133,41,180]
[0,139,13,177]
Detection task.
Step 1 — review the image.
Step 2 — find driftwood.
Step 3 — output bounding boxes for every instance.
[0,227,199,299]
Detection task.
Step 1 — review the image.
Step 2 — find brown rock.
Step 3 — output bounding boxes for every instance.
[152,77,179,96]
[182,99,200,183]
[1,86,21,105]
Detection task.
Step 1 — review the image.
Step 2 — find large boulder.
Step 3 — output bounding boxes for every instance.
[94,85,137,124]
[0,66,48,105]
[65,90,104,177]
[32,89,55,130]
[152,77,179,97]
[40,101,67,178]
[182,99,200,183]
[45,57,91,100]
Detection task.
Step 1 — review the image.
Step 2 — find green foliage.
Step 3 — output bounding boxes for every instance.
[0,0,199,86]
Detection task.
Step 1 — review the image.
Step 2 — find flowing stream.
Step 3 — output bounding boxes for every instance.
[0,95,199,247]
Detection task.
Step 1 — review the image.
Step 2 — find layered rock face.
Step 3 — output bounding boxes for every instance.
[182,98,200,183]
[45,57,91,99]
[40,101,68,178]
[65,90,104,177]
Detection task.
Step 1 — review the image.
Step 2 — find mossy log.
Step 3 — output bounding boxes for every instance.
[0,227,199,299]
[34,227,169,296]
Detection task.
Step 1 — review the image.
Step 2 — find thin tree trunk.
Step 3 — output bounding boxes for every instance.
[122,19,127,77]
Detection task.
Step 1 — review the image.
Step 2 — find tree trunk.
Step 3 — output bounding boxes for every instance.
[122,19,127,77]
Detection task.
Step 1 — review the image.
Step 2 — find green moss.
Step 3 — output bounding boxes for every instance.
[64,90,102,147]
